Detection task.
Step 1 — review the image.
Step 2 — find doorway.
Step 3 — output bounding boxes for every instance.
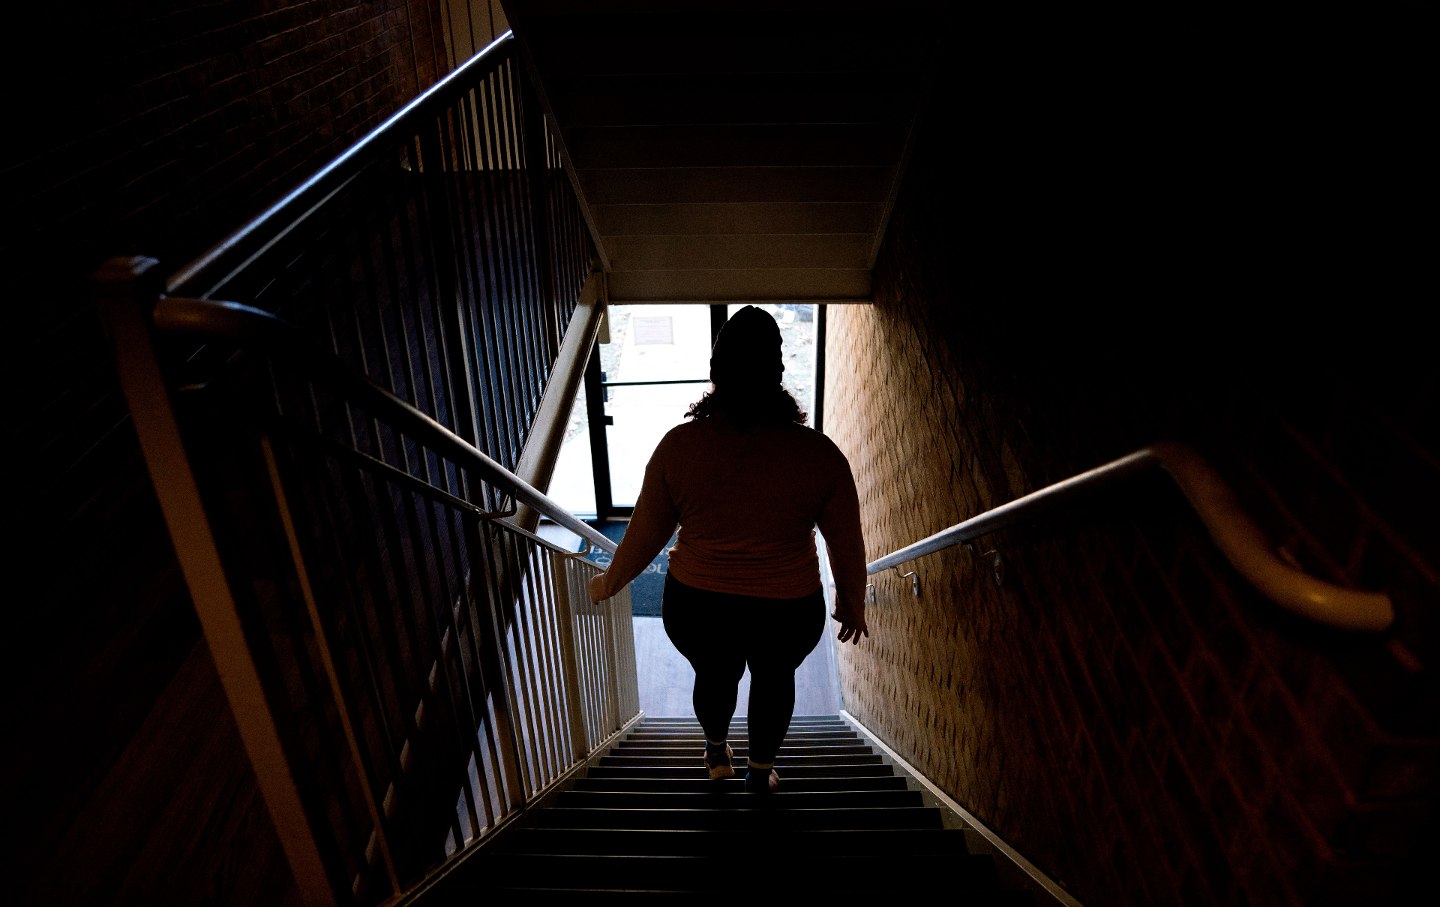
[549,303,822,521]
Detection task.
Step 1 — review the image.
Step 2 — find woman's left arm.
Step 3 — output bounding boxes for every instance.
[816,452,869,643]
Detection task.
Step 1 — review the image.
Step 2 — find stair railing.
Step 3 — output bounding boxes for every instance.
[163,31,593,485]
[94,31,641,907]
[866,440,1394,633]
[99,269,636,906]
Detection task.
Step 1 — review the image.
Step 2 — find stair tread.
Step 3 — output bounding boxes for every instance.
[452,851,1007,894]
[455,891,1033,905]
[490,825,976,855]
[521,805,947,830]
[573,775,910,792]
[554,789,925,809]
[601,753,885,764]
[461,892,1035,905]
[607,748,879,754]
[585,763,897,778]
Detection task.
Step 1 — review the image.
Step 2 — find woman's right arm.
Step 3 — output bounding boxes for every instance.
[587,446,680,601]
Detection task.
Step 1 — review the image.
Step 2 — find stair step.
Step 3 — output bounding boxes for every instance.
[448,851,1006,892]
[624,723,857,736]
[599,752,886,768]
[520,805,947,831]
[621,727,862,738]
[584,762,897,779]
[443,890,1033,904]
[552,788,925,810]
[639,715,842,724]
[571,775,910,793]
[610,743,874,758]
[619,736,862,749]
[632,719,852,734]
[487,824,977,856]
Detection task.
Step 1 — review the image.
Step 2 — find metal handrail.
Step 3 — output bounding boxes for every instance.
[104,251,636,905]
[167,32,517,299]
[151,31,593,483]
[866,440,1394,633]
[97,31,616,903]
[153,294,618,557]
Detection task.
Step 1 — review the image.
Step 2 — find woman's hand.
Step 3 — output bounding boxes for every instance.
[831,606,868,645]
[587,572,610,603]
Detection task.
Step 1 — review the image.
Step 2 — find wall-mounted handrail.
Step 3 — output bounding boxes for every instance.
[152,294,618,557]
[866,440,1395,633]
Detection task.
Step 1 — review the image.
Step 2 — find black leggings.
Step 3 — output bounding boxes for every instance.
[661,573,826,765]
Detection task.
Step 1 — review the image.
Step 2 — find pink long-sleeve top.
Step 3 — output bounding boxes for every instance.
[590,415,867,616]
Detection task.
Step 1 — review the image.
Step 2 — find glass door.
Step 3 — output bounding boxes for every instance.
[593,304,720,513]
[550,303,820,521]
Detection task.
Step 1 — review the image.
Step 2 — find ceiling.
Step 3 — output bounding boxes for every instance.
[500,0,948,306]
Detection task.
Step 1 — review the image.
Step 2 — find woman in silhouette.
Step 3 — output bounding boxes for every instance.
[587,305,868,793]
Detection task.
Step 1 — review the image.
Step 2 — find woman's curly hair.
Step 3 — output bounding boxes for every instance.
[692,305,806,426]
[686,383,807,427]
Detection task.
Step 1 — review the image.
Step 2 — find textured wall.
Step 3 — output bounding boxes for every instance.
[828,214,1439,907]
[4,3,504,904]
[824,5,1439,906]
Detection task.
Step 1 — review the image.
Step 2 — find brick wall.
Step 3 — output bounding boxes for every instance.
[4,3,509,904]
[824,5,1439,905]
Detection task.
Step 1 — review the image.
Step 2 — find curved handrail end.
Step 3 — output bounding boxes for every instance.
[867,440,1395,634]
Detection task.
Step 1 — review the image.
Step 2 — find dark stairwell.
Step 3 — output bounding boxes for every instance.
[9,3,1439,907]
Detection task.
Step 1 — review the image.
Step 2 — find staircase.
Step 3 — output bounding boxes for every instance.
[415,714,1038,902]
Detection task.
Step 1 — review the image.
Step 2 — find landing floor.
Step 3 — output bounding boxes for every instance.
[632,615,842,718]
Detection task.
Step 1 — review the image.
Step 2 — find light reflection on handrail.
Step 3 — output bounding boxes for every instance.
[866,440,1394,633]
